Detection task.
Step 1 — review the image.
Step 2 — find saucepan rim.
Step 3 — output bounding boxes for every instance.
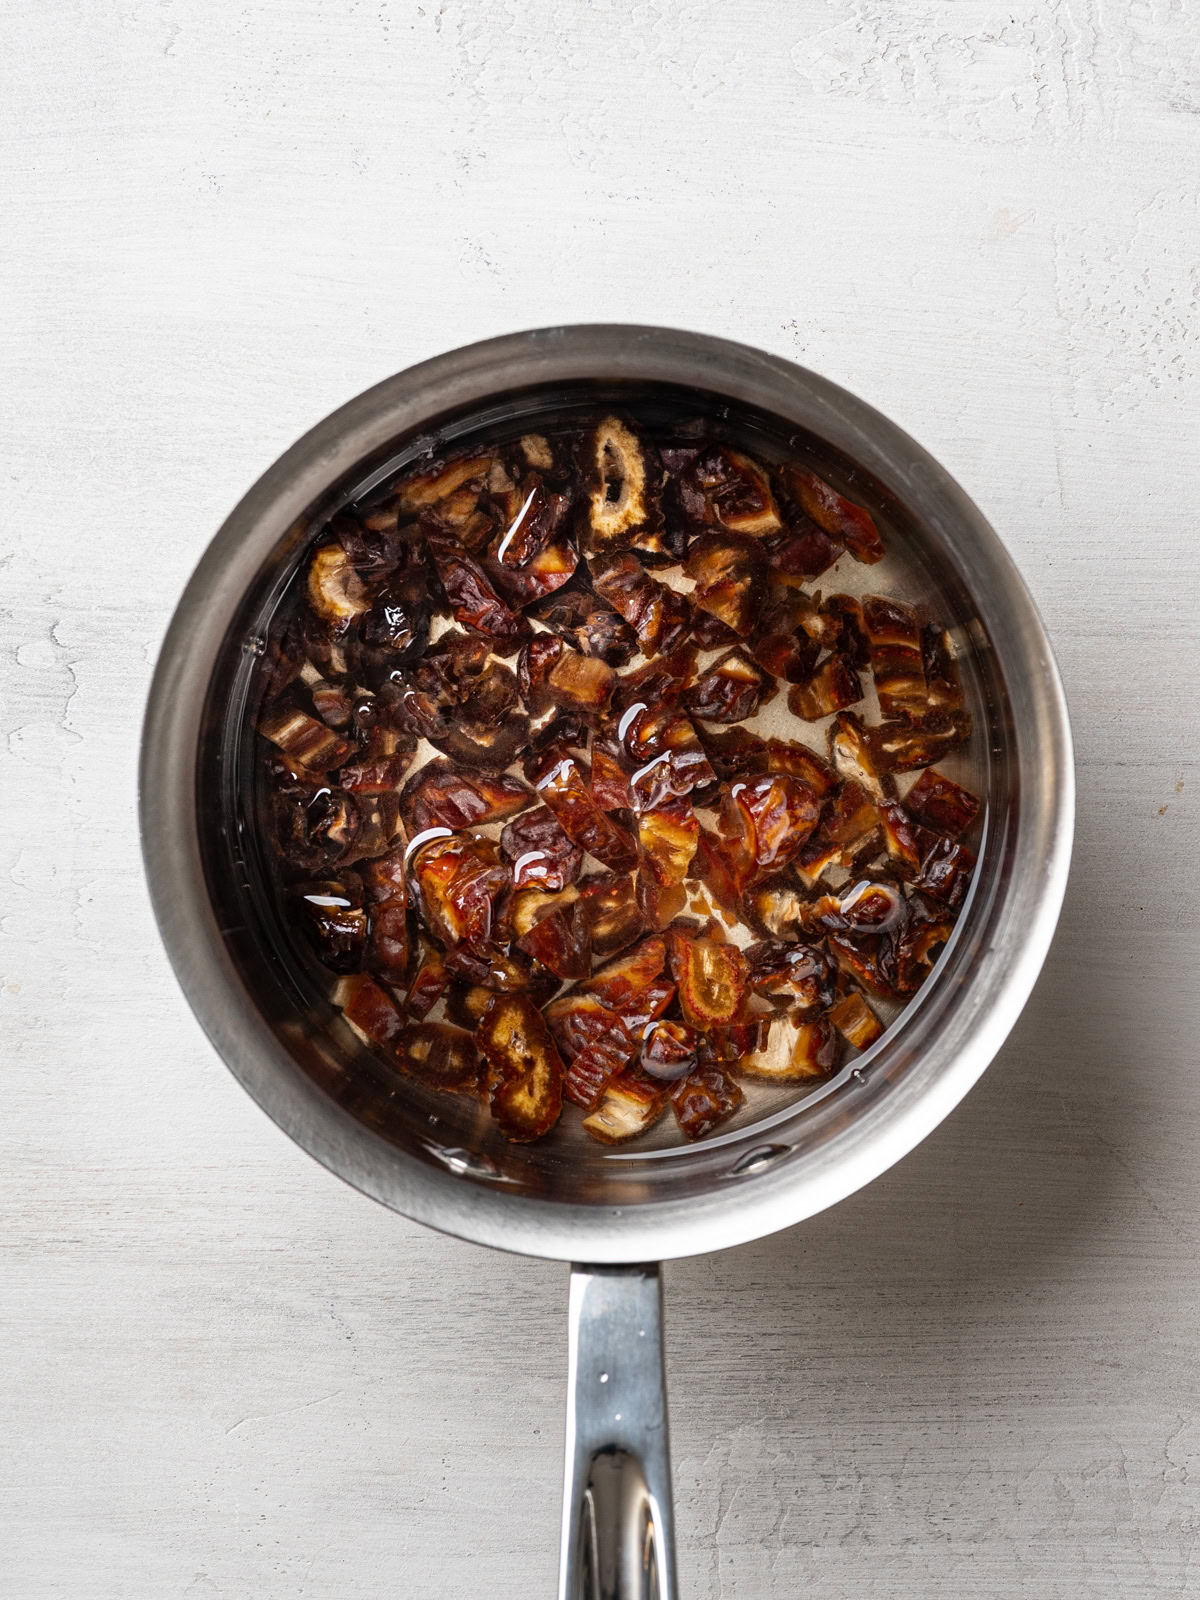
[140,324,1074,1262]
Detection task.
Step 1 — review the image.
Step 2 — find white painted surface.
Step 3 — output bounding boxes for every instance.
[3,2,1198,1594]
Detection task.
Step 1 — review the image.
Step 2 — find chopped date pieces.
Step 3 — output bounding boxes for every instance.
[904,767,980,838]
[500,806,583,891]
[479,994,565,1142]
[671,1068,744,1140]
[255,410,977,1146]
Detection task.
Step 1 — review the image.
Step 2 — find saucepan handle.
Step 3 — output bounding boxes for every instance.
[558,1262,678,1600]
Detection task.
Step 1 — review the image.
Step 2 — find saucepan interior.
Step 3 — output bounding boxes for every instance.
[143,328,1072,1262]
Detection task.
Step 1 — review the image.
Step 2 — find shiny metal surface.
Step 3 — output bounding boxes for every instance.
[560,1265,675,1600]
[140,323,1074,1265]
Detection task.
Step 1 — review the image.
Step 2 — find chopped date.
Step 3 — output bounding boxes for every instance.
[683,648,777,724]
[577,872,646,956]
[401,760,532,833]
[583,417,663,553]
[904,767,980,838]
[671,1068,744,1140]
[500,806,583,891]
[778,464,885,564]
[528,587,638,666]
[581,1072,668,1144]
[637,796,699,887]
[683,531,768,637]
[401,1022,485,1095]
[423,523,529,651]
[720,775,820,873]
[589,551,691,657]
[361,846,410,985]
[256,411,975,1148]
[295,876,367,973]
[667,932,748,1027]
[738,1011,841,1081]
[787,656,864,721]
[531,750,639,872]
[747,941,836,1014]
[829,991,883,1051]
[479,994,565,1142]
[516,898,592,980]
[862,596,927,720]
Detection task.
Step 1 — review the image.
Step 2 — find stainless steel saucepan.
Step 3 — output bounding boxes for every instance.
[140,326,1074,1598]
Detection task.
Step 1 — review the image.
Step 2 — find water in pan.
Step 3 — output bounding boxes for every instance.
[239,390,989,1170]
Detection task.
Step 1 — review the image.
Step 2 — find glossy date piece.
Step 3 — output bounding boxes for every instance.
[358,544,435,666]
[891,902,956,993]
[695,1018,772,1068]
[400,1022,485,1095]
[499,806,583,891]
[492,474,572,569]
[610,643,697,714]
[827,711,890,802]
[747,940,836,1014]
[862,596,927,720]
[878,801,924,876]
[827,932,897,999]
[670,1067,744,1141]
[720,775,821,872]
[338,726,417,795]
[904,767,980,838]
[778,464,885,564]
[411,833,509,949]
[921,623,965,720]
[583,416,664,554]
[581,1071,668,1145]
[548,648,616,717]
[829,990,883,1051]
[581,935,668,1009]
[563,1020,640,1110]
[913,832,976,907]
[577,872,646,957]
[817,779,883,868]
[394,452,494,514]
[590,738,634,812]
[260,706,354,773]
[742,873,810,940]
[621,709,716,806]
[683,531,769,637]
[405,945,450,1021]
[764,521,843,584]
[738,1011,841,1081]
[531,750,639,872]
[516,897,592,981]
[401,760,532,833]
[667,931,748,1028]
[361,845,410,985]
[683,648,777,724]
[295,876,366,974]
[271,772,360,873]
[690,445,782,536]
[747,601,821,683]
[807,878,905,936]
[868,714,972,772]
[483,531,578,609]
[519,711,589,783]
[637,795,699,888]
[339,974,407,1053]
[787,655,864,721]
[423,522,529,652]
[640,1020,698,1082]
[528,587,639,667]
[479,994,565,1142]
[307,543,370,624]
[588,552,692,657]
[690,826,753,914]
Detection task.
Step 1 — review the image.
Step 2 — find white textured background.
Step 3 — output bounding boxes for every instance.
[4,3,1199,1595]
